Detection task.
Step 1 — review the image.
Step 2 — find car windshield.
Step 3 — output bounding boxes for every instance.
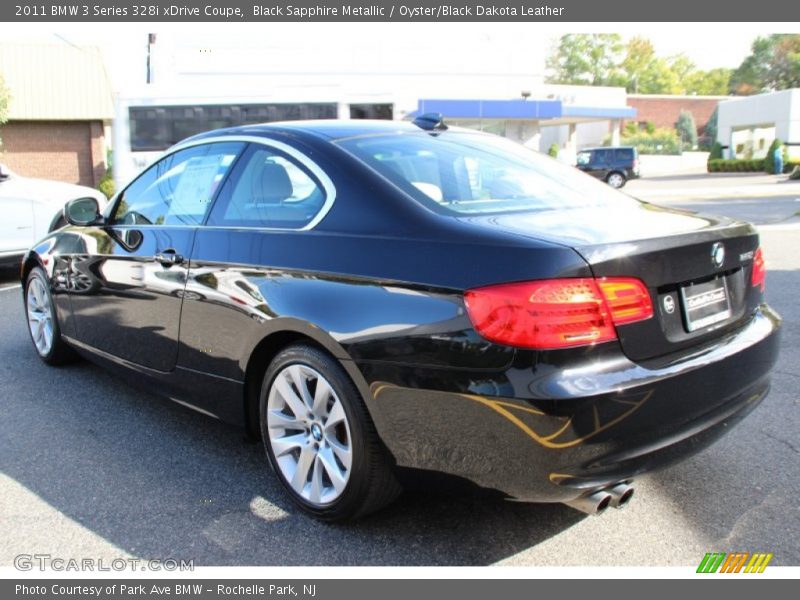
[337,131,636,215]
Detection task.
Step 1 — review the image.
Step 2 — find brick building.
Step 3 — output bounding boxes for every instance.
[0,43,113,187]
[623,94,728,140]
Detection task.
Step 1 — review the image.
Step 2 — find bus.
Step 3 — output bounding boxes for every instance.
[113,94,394,189]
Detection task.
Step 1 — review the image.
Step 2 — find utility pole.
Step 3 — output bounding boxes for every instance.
[146,33,156,84]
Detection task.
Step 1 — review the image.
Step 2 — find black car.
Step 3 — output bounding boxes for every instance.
[576,146,640,188]
[21,118,779,521]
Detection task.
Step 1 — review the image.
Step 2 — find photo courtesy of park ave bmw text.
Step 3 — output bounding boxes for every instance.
[0,0,799,593]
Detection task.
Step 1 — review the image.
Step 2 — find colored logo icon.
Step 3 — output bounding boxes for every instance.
[697,552,773,573]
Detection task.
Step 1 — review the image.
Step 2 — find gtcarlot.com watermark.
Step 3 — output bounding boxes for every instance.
[14,554,194,572]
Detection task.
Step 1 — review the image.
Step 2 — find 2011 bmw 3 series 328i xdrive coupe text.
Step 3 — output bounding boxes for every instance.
[21,118,780,520]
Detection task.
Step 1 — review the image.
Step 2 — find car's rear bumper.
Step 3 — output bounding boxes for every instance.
[358,304,781,502]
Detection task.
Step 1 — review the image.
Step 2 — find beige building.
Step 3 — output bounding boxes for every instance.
[0,43,113,187]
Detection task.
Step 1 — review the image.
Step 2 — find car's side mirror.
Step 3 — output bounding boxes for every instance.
[64,197,103,226]
[0,163,10,182]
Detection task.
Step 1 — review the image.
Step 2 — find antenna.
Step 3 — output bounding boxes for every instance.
[413,113,448,131]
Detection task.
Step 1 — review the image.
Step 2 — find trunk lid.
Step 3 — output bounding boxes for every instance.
[459,202,763,361]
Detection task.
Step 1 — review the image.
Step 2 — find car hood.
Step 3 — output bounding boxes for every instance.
[3,175,106,207]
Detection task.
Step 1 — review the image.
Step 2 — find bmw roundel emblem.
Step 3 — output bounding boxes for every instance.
[711,242,725,268]
[663,295,676,314]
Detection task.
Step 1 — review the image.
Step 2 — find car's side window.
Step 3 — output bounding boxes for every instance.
[206,144,326,229]
[111,142,244,226]
[614,148,634,162]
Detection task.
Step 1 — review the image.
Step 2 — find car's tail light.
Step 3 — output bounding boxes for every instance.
[464,277,653,350]
[751,247,766,293]
[596,278,653,325]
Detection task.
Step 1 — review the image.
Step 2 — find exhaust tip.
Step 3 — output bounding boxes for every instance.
[565,490,613,515]
[608,482,635,509]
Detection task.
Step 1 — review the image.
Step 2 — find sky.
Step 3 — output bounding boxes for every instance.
[2,23,796,93]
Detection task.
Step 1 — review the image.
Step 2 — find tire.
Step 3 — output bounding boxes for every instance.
[259,344,401,521]
[24,267,77,365]
[606,172,627,188]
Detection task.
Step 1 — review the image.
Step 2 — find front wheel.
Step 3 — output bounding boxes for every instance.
[24,267,77,365]
[259,344,400,521]
[606,172,627,188]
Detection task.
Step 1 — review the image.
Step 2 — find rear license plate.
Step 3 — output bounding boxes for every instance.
[680,277,732,332]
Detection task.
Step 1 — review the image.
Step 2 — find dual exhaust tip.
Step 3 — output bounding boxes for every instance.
[565,482,635,515]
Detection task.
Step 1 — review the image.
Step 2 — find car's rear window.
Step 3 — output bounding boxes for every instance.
[337,131,635,215]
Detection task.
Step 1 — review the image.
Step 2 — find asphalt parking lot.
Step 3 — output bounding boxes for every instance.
[1,193,799,566]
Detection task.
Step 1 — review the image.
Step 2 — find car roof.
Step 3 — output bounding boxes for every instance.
[184,119,436,144]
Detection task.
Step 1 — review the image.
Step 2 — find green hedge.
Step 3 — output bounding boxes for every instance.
[707,159,766,172]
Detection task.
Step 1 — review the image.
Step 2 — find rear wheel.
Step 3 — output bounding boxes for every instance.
[259,344,400,521]
[606,172,627,188]
[24,267,77,365]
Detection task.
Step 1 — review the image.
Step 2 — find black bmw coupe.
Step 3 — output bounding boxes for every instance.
[21,118,780,520]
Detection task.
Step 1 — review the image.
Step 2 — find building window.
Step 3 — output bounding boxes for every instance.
[129,103,339,151]
[349,104,394,120]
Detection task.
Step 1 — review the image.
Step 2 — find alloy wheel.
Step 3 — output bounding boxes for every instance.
[607,173,625,188]
[26,277,54,356]
[266,364,353,506]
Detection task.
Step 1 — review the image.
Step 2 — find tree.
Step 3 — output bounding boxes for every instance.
[618,39,729,95]
[683,68,732,96]
[765,139,790,174]
[664,55,732,96]
[619,37,677,93]
[545,34,624,86]
[546,34,736,97]
[668,55,696,87]
[730,36,777,94]
[731,34,800,94]
[705,107,719,143]
[770,36,800,90]
[676,110,698,149]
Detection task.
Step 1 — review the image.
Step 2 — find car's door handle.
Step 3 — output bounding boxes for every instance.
[155,250,184,267]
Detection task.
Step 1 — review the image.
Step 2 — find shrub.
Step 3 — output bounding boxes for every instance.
[705,107,718,144]
[707,159,766,172]
[708,142,724,163]
[621,128,681,155]
[676,110,698,150]
[548,143,559,158]
[645,121,656,134]
[97,170,115,199]
[764,139,790,174]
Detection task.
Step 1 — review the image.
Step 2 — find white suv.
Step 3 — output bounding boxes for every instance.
[0,163,107,266]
